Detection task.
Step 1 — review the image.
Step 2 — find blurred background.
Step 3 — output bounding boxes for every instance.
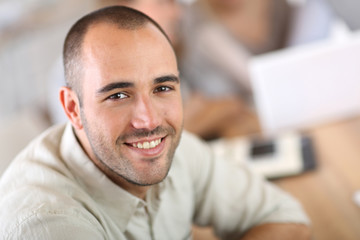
[1,0,360,171]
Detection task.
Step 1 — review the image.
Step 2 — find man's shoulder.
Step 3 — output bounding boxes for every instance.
[8,124,67,164]
[0,123,87,236]
[28,123,67,154]
[0,123,69,184]
[177,130,211,155]
[171,130,214,181]
[0,194,103,239]
[174,130,214,165]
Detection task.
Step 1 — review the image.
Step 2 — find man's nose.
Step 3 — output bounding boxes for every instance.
[130,95,161,130]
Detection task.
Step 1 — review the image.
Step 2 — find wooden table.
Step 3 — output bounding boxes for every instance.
[274,117,360,240]
[193,116,360,239]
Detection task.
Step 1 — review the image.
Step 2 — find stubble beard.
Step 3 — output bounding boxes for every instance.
[80,109,182,187]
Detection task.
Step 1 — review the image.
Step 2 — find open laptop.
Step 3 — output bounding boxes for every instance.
[249,31,360,135]
[327,0,360,31]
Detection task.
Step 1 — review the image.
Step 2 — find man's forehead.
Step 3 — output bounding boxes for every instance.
[80,21,178,83]
[82,21,173,57]
[84,21,162,43]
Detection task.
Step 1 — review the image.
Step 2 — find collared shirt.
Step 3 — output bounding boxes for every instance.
[0,123,309,240]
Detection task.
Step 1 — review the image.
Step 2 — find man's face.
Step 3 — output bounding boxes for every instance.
[77,23,183,189]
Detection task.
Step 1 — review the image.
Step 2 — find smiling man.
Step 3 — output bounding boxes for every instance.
[0,6,310,240]
[62,10,183,198]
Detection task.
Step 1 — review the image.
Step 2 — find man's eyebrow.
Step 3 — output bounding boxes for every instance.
[154,75,180,84]
[96,82,134,94]
[96,75,179,94]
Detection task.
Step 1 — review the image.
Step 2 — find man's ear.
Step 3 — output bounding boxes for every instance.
[59,86,83,130]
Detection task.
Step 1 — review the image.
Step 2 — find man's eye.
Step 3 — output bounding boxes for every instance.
[108,92,128,100]
[154,86,172,93]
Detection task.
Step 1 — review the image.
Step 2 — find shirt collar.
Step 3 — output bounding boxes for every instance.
[59,123,173,232]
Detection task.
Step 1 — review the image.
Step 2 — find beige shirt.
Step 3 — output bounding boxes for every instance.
[0,123,309,240]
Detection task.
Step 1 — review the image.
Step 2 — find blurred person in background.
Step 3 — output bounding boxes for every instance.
[180,0,291,139]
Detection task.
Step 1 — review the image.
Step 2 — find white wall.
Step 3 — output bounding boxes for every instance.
[0,0,96,172]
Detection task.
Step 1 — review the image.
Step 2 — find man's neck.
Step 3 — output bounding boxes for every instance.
[113,178,151,200]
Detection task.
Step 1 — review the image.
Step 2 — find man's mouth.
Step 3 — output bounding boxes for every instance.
[129,138,163,149]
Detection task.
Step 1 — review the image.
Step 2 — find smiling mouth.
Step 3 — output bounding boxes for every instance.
[128,138,163,149]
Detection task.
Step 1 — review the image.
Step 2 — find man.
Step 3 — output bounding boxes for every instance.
[0,6,311,239]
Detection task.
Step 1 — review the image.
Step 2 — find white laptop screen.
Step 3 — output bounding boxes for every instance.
[250,32,360,134]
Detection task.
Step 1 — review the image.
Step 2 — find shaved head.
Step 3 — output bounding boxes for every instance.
[63,6,171,102]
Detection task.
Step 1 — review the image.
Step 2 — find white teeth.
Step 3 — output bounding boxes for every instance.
[143,142,150,149]
[132,139,162,149]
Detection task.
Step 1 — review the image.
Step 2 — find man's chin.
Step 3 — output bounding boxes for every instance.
[124,173,168,187]
[125,152,174,186]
